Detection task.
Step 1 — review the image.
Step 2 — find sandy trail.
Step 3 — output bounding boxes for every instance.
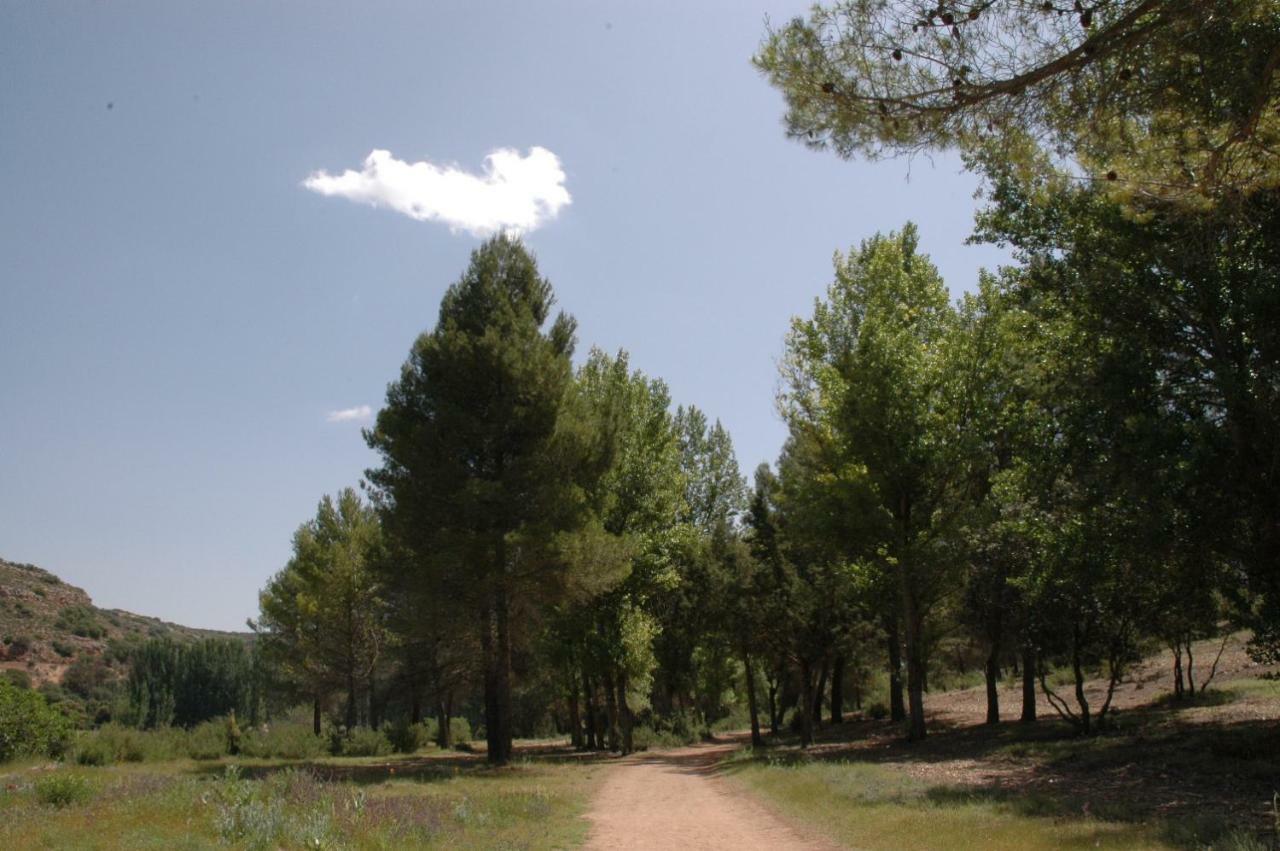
[583,740,834,851]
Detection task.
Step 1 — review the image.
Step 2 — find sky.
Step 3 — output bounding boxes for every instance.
[0,1,1008,631]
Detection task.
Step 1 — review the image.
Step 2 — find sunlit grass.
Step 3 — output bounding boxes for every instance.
[723,756,1177,851]
[0,754,598,850]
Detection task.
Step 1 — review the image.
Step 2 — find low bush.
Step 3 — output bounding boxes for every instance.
[241,722,328,760]
[187,718,230,760]
[385,717,430,753]
[34,772,94,808]
[0,680,72,762]
[340,726,391,757]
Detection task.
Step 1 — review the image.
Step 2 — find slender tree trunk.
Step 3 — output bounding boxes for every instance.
[493,582,514,764]
[1185,639,1196,696]
[346,667,358,730]
[603,669,620,752]
[830,654,845,725]
[886,614,906,722]
[410,681,423,725]
[813,658,829,732]
[767,669,781,737]
[744,653,763,747]
[583,669,598,750]
[313,694,322,737]
[617,670,633,755]
[1171,642,1185,700]
[481,600,502,762]
[1072,623,1092,735]
[1020,645,1037,724]
[568,674,583,749]
[984,643,1001,725]
[799,658,815,748]
[903,586,927,741]
[435,697,453,749]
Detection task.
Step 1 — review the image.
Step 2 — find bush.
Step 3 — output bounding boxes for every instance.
[340,727,391,757]
[241,723,327,760]
[51,640,75,659]
[385,718,430,754]
[55,605,105,640]
[6,635,32,658]
[0,680,72,762]
[866,701,889,720]
[72,723,151,765]
[34,772,94,807]
[187,718,230,760]
[1,669,32,690]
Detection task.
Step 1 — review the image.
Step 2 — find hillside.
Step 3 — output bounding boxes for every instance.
[0,557,249,688]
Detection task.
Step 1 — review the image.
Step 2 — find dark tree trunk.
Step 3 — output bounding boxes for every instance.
[984,643,1001,725]
[346,668,358,730]
[583,669,599,750]
[313,695,322,737]
[1072,624,1092,735]
[1020,645,1037,724]
[410,683,423,725]
[886,614,906,722]
[568,676,583,749]
[799,658,816,748]
[813,658,829,731]
[903,589,927,741]
[830,654,845,725]
[744,653,763,747]
[1171,642,1185,700]
[1185,639,1196,696]
[617,670,634,755]
[435,695,453,749]
[767,669,781,737]
[603,669,620,752]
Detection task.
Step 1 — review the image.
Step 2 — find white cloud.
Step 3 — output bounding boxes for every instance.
[326,405,372,424]
[303,147,571,236]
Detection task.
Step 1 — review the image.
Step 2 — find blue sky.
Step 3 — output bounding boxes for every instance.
[0,1,1007,630]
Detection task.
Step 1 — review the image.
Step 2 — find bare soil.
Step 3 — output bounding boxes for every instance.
[583,740,835,850]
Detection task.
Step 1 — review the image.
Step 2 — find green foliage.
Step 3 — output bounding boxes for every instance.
[33,773,94,808]
[337,726,392,757]
[754,0,1280,201]
[126,637,255,729]
[0,680,72,762]
[240,722,328,760]
[55,605,105,639]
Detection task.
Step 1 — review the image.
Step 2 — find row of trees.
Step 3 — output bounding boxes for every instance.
[250,2,1280,761]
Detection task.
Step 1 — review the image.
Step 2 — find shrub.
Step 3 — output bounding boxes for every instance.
[866,701,889,720]
[51,640,75,659]
[1,669,32,689]
[385,717,429,754]
[55,605,105,640]
[187,718,230,760]
[241,723,327,760]
[72,723,152,765]
[34,773,94,807]
[0,680,72,762]
[7,635,32,658]
[340,727,391,757]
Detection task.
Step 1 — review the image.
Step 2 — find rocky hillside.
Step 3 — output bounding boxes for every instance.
[0,558,249,688]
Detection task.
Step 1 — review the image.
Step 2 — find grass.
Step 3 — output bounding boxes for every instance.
[722,753,1179,850]
[0,750,599,850]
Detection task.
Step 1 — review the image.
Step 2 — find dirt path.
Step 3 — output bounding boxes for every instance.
[583,741,833,851]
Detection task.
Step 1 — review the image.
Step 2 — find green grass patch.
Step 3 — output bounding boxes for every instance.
[0,753,597,849]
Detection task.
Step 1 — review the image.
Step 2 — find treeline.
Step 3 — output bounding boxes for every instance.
[253,175,1280,762]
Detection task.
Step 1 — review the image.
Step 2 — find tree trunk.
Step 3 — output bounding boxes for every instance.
[1020,644,1037,724]
[984,643,1001,725]
[830,654,845,725]
[617,669,634,755]
[410,683,423,725]
[346,667,358,730]
[435,697,453,749]
[1171,642,1185,700]
[313,694,322,737]
[603,669,620,752]
[490,581,514,764]
[799,658,815,748]
[1185,639,1196,696]
[903,586,927,741]
[1072,624,1092,735]
[767,669,781,737]
[744,653,763,748]
[885,614,906,722]
[568,676,583,749]
[583,669,599,750]
[812,658,829,732]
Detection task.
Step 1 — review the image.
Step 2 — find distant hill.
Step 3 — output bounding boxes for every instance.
[0,557,250,688]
